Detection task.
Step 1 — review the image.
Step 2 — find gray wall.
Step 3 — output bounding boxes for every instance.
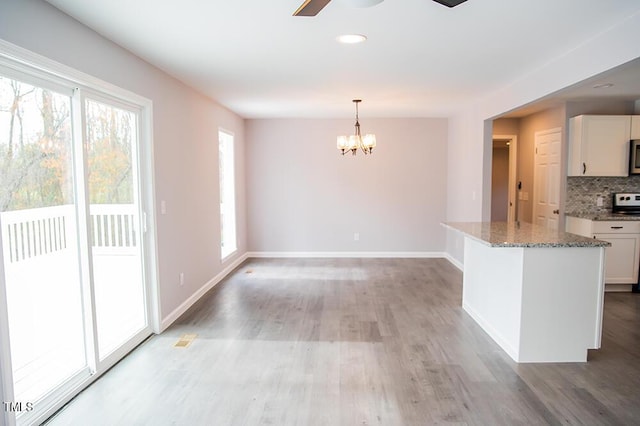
[246,118,448,253]
[0,0,248,322]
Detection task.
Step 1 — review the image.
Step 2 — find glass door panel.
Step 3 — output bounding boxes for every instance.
[0,76,87,405]
[85,98,146,359]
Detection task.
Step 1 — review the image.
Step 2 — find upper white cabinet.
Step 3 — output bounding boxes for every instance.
[632,115,640,139]
[568,115,631,176]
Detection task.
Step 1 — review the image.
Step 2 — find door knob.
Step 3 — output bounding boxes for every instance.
[552,209,560,214]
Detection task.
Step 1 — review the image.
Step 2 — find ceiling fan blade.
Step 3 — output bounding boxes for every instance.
[293,0,332,16]
[432,0,468,7]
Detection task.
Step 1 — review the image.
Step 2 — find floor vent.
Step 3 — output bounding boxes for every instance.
[174,333,197,348]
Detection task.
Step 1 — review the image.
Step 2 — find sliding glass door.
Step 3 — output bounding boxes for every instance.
[0,76,89,412]
[0,69,152,425]
[85,97,147,360]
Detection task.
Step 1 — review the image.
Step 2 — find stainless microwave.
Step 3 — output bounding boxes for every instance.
[631,140,640,175]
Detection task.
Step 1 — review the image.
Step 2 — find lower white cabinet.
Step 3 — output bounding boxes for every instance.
[592,233,640,284]
[566,217,640,285]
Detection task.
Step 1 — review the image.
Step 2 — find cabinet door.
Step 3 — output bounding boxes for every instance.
[632,115,640,139]
[568,115,631,176]
[594,233,640,284]
[565,216,592,237]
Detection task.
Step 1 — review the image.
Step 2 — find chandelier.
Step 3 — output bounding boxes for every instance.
[337,99,376,155]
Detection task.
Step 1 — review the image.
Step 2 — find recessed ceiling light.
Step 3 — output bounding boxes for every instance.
[336,34,367,44]
[592,83,614,89]
[345,0,384,8]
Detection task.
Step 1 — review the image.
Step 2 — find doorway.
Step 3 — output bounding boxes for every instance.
[0,62,155,425]
[492,135,518,222]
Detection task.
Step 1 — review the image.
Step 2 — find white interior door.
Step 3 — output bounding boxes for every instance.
[533,129,562,230]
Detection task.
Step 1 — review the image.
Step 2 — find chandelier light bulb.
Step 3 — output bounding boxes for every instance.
[363,134,376,149]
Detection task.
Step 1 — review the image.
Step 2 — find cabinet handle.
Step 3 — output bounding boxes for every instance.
[583,162,586,174]
[611,226,624,229]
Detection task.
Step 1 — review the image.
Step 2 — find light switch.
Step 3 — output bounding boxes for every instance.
[161,200,167,215]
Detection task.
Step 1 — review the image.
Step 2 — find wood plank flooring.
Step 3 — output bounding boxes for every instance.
[46,258,640,425]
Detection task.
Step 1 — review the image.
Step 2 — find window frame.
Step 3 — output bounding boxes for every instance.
[218,128,237,260]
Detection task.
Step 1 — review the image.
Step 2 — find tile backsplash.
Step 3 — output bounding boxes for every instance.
[566,176,640,215]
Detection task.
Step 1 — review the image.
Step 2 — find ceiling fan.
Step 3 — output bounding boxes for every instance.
[293,0,468,16]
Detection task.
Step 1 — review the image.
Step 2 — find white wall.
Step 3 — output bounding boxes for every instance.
[445,10,640,266]
[0,0,247,324]
[246,118,447,254]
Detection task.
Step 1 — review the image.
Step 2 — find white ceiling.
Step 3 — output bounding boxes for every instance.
[44,0,640,119]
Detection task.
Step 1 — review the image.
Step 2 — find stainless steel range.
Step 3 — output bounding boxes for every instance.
[612,192,640,215]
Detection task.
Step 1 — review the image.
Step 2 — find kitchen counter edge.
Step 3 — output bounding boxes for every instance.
[565,212,640,221]
[442,221,611,248]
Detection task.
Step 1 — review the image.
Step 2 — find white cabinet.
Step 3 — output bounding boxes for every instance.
[632,115,640,139]
[568,115,631,176]
[592,233,640,284]
[566,217,640,285]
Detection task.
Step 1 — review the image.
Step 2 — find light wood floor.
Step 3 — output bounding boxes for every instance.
[47,258,640,425]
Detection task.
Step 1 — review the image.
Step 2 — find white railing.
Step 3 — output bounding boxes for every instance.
[89,204,138,255]
[1,204,139,263]
[2,203,143,405]
[1,205,72,264]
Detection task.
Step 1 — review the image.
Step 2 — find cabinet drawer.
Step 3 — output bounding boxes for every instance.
[592,221,640,234]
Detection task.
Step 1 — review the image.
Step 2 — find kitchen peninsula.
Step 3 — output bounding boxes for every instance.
[444,221,610,363]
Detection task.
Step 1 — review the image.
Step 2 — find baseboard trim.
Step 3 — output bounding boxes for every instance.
[462,301,519,362]
[160,252,249,331]
[605,283,634,292]
[443,253,464,271]
[246,251,446,259]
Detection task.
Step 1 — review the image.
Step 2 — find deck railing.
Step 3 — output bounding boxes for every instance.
[1,204,138,264]
[1,205,72,264]
[89,204,138,255]
[2,203,142,405]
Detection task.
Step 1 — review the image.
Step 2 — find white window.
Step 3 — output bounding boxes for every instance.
[219,129,237,259]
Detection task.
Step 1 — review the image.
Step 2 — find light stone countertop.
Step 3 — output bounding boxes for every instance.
[442,221,611,248]
[565,212,640,221]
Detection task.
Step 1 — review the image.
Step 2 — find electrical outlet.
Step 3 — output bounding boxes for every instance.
[354,233,360,241]
[596,196,603,207]
[179,272,184,286]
